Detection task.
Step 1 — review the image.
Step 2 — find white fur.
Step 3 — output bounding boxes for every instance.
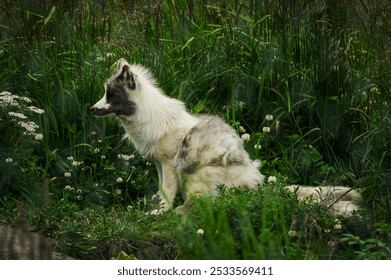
[286,185,361,216]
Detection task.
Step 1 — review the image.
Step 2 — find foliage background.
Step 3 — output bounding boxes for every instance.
[0,0,390,259]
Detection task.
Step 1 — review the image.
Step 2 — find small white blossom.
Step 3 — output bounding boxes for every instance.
[116,189,122,195]
[118,154,135,161]
[34,133,43,141]
[254,144,261,150]
[116,177,123,183]
[18,121,39,135]
[127,205,133,211]
[0,92,20,107]
[197,229,204,236]
[5,158,13,163]
[21,97,32,103]
[241,133,251,142]
[64,172,72,178]
[8,112,28,119]
[64,185,72,191]
[75,195,83,201]
[262,127,271,133]
[28,106,45,114]
[265,114,274,121]
[72,160,83,167]
[93,148,100,154]
[76,189,83,194]
[288,230,297,237]
[101,155,106,159]
[239,126,246,133]
[334,221,342,231]
[267,176,277,184]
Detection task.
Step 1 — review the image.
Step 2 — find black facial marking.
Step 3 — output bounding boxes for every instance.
[105,83,136,116]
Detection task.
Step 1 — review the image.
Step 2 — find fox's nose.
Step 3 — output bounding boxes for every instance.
[90,106,97,113]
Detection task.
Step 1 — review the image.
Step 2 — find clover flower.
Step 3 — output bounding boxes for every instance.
[262,126,271,133]
[265,114,274,121]
[254,144,262,150]
[34,133,43,141]
[267,176,277,183]
[241,133,251,142]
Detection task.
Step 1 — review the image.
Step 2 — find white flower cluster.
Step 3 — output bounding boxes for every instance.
[118,153,135,161]
[1,91,45,138]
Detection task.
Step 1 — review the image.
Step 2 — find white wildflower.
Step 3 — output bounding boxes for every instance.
[197,229,204,236]
[8,112,28,119]
[262,126,271,133]
[265,114,274,121]
[334,219,342,231]
[75,195,83,201]
[239,126,246,133]
[0,92,19,107]
[64,185,72,191]
[72,160,83,167]
[267,176,277,184]
[116,189,122,195]
[116,177,123,183]
[21,96,32,103]
[28,106,45,114]
[64,172,72,178]
[18,121,39,135]
[93,148,100,154]
[5,158,13,163]
[76,189,83,194]
[241,133,251,142]
[288,230,297,237]
[118,154,135,161]
[254,144,262,150]
[34,133,43,141]
[101,155,106,159]
[127,205,133,211]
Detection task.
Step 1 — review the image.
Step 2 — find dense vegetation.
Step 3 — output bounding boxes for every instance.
[0,0,390,259]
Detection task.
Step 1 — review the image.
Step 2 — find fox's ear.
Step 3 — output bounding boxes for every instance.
[117,64,136,90]
[116,58,128,71]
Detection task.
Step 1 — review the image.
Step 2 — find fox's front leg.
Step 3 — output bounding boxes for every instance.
[150,160,179,215]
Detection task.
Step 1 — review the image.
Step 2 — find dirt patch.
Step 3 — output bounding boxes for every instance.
[0,225,73,260]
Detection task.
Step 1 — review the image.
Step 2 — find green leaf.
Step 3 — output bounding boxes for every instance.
[44,6,56,25]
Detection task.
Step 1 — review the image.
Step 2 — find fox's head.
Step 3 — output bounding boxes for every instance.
[90,58,137,118]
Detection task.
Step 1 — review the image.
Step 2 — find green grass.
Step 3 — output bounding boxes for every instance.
[0,0,390,259]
